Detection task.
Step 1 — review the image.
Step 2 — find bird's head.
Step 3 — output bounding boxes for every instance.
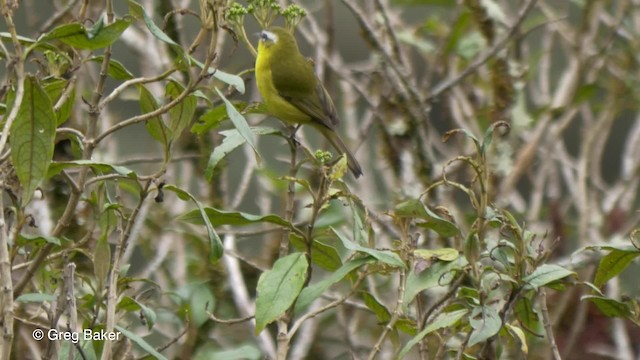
[257,27,297,56]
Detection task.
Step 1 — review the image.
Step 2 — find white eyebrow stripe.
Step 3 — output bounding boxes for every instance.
[261,30,278,43]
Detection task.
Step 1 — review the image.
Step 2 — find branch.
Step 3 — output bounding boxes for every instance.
[428,0,538,100]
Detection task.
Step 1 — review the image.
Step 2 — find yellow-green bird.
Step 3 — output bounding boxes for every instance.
[255,27,363,178]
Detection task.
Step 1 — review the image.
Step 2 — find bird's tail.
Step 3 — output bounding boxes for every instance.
[320,128,363,178]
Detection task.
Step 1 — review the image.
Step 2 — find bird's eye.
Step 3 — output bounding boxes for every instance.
[260,31,277,43]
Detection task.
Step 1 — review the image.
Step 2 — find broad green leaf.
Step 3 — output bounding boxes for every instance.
[43,78,75,125]
[523,264,575,290]
[93,232,110,292]
[188,57,246,94]
[17,234,61,246]
[397,309,468,358]
[10,75,56,206]
[191,285,216,328]
[192,102,267,135]
[47,160,136,179]
[404,256,466,304]
[363,291,391,322]
[128,0,185,60]
[40,18,131,50]
[468,305,501,346]
[192,103,229,134]
[514,296,541,334]
[414,248,459,262]
[332,228,406,268]
[166,80,196,140]
[116,296,157,331]
[593,249,640,288]
[255,253,308,334]
[290,233,342,271]
[394,200,459,237]
[0,32,58,54]
[179,205,292,229]
[210,69,246,94]
[204,126,282,181]
[139,85,171,151]
[115,325,168,360]
[295,256,373,312]
[164,185,223,263]
[16,293,56,303]
[214,87,259,161]
[87,56,135,80]
[582,295,633,318]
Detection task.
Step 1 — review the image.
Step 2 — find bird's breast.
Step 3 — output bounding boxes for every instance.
[255,56,311,124]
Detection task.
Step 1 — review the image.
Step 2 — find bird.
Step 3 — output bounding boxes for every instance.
[254,26,363,178]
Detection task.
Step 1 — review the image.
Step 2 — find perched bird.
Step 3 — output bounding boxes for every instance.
[255,26,363,178]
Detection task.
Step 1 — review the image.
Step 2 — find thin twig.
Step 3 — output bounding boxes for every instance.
[428,0,539,100]
[540,289,562,360]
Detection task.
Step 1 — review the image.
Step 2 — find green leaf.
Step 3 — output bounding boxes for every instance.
[332,228,406,268]
[43,78,75,125]
[116,296,157,331]
[93,232,111,291]
[192,102,268,135]
[523,264,575,290]
[290,233,342,271]
[139,85,171,151]
[204,127,281,181]
[255,253,308,334]
[397,309,468,358]
[192,103,229,134]
[214,87,258,156]
[593,249,640,288]
[514,296,541,335]
[0,32,58,53]
[166,80,196,140]
[17,234,61,246]
[582,295,633,318]
[40,18,131,50]
[179,205,292,229]
[191,285,216,328]
[164,185,223,263]
[414,248,460,262]
[188,57,246,94]
[295,256,372,312]
[210,69,246,94]
[363,291,391,323]
[468,305,501,346]
[128,0,184,60]
[16,293,56,303]
[88,56,135,80]
[10,75,56,206]
[404,256,467,304]
[394,200,460,237]
[47,160,136,179]
[115,325,168,360]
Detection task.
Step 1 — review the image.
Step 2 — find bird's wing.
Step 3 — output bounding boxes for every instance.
[271,57,340,130]
[280,81,340,130]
